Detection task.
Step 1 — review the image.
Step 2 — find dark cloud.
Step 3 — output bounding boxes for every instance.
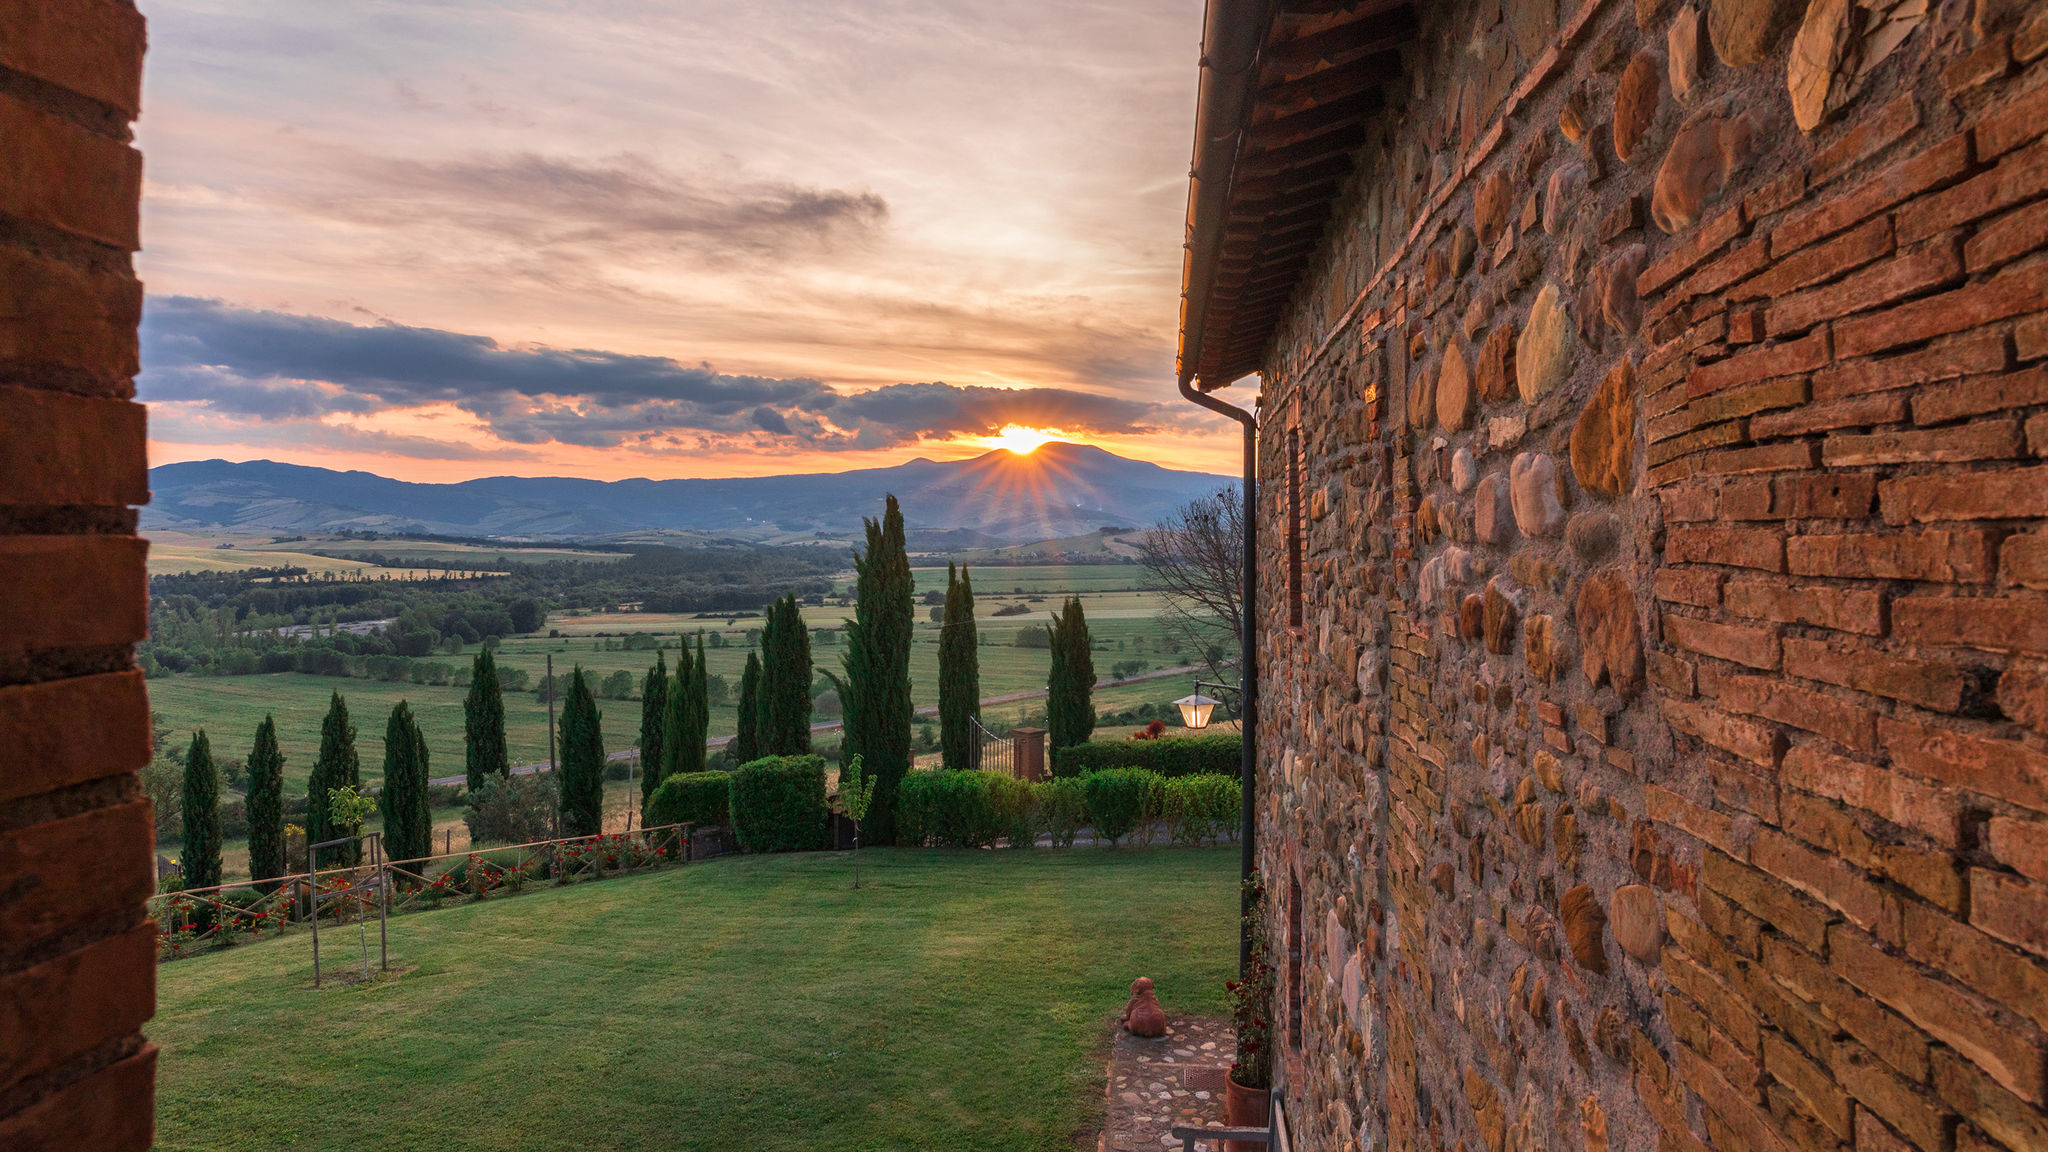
[139,296,1175,459]
[309,152,888,259]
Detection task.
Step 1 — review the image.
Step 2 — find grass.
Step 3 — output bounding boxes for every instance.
[151,846,1237,1152]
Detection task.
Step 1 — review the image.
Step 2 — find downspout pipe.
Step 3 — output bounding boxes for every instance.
[1179,0,1270,975]
[1178,379,1258,975]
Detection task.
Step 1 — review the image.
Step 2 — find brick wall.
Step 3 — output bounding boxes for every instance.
[0,1,156,1148]
[1250,2,2048,1151]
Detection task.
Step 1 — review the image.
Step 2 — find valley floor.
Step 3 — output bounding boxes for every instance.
[150,845,1237,1152]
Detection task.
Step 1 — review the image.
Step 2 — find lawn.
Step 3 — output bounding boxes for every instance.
[151,846,1238,1152]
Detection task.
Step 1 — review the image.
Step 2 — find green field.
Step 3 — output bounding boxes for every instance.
[151,846,1237,1152]
[145,530,616,578]
[150,574,1207,794]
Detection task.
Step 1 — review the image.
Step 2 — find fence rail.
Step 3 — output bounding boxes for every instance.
[148,823,696,966]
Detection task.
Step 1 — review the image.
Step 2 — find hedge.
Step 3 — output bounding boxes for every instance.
[729,756,830,852]
[1081,768,1165,845]
[897,770,1033,848]
[1162,773,1239,845]
[1050,732,1239,779]
[1032,778,1087,848]
[646,770,732,829]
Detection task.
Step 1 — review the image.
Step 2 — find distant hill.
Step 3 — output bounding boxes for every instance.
[144,444,1234,543]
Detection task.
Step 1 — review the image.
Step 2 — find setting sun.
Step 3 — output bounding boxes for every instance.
[986,425,1058,455]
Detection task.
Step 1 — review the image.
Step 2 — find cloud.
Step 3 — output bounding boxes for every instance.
[310,152,889,261]
[139,296,1178,459]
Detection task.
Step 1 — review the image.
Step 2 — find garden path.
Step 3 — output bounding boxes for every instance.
[1099,1015,1234,1151]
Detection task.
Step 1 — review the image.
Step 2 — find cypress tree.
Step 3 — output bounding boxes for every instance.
[381,701,432,870]
[761,594,812,755]
[464,647,509,794]
[661,637,692,782]
[558,667,605,837]
[733,651,763,764]
[678,633,709,777]
[639,649,669,803]
[307,692,362,867]
[1047,596,1096,750]
[181,731,223,908]
[938,563,980,771]
[842,494,914,843]
[245,715,286,892]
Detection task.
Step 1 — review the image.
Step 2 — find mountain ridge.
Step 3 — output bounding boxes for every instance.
[144,443,1233,542]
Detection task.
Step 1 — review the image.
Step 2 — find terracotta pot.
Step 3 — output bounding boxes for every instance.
[1223,1072,1270,1152]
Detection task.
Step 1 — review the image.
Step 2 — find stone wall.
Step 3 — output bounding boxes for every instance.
[1249,1,2048,1151]
[0,1,157,1148]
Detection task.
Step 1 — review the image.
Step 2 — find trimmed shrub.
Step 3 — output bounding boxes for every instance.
[730,755,829,852]
[647,770,731,829]
[1031,778,1088,848]
[1081,768,1164,846]
[1051,732,1239,779]
[898,770,1032,848]
[1163,773,1239,845]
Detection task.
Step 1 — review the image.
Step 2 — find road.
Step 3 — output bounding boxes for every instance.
[424,663,1200,786]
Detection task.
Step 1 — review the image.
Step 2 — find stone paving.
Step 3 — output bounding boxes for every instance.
[1099,1016,1235,1152]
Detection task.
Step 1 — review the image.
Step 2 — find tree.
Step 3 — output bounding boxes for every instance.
[733,651,763,764]
[246,715,286,892]
[1134,487,1245,690]
[842,495,914,843]
[181,731,223,925]
[508,597,544,634]
[834,754,879,889]
[1047,596,1096,750]
[464,647,509,794]
[678,633,709,777]
[307,692,362,867]
[558,667,605,837]
[660,638,693,782]
[639,649,669,804]
[759,594,812,756]
[939,563,981,771]
[381,701,432,871]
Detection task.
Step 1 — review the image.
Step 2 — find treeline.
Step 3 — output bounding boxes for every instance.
[141,540,843,679]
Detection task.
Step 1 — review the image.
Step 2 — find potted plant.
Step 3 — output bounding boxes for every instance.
[1223,874,1275,1148]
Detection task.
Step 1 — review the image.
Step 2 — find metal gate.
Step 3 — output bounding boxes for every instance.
[971,716,1016,777]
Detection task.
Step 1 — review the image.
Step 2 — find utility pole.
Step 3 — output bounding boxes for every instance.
[547,652,558,840]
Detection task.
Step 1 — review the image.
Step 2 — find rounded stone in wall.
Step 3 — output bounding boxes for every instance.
[1709,0,1795,67]
[1650,112,1758,234]
[1452,446,1477,493]
[1543,163,1588,236]
[1476,170,1514,247]
[1439,341,1474,430]
[1577,569,1646,700]
[1476,472,1517,545]
[1510,452,1566,537]
[1408,359,1436,431]
[1669,4,1705,101]
[1567,510,1622,562]
[1561,884,1610,973]
[1613,51,1665,163]
[1478,323,1519,403]
[1570,357,1638,496]
[1610,884,1665,962]
[1516,285,1574,403]
[1789,0,1855,131]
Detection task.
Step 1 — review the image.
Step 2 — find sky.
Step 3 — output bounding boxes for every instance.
[135,0,1240,482]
